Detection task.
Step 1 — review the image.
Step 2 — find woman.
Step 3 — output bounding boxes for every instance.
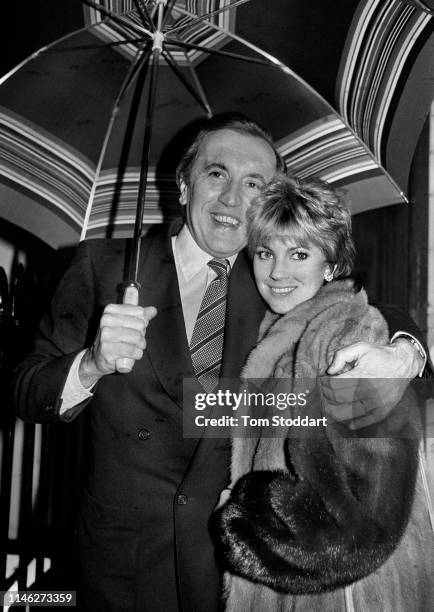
[216,176,434,611]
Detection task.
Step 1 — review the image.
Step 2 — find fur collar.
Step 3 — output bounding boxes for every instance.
[241,279,366,380]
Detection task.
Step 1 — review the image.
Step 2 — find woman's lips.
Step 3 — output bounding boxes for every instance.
[268,286,296,294]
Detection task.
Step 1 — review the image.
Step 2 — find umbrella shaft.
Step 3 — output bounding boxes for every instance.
[129,1,167,284]
[129,45,161,283]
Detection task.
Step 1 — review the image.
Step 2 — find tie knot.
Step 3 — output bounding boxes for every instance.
[208,258,229,279]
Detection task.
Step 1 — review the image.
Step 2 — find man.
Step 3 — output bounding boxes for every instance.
[14,113,427,611]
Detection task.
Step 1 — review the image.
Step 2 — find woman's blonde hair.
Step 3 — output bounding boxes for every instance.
[247,175,355,278]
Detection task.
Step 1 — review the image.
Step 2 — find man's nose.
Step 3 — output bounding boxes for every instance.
[219,180,241,207]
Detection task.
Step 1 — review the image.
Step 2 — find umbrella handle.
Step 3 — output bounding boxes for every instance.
[116,283,140,374]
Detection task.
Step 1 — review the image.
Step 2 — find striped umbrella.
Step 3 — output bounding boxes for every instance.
[0,0,430,292]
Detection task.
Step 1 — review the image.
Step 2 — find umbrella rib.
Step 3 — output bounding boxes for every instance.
[168,0,250,35]
[118,44,153,103]
[82,0,152,38]
[80,45,152,241]
[82,0,136,21]
[182,50,213,117]
[132,0,154,31]
[169,5,297,75]
[161,48,211,115]
[138,0,156,28]
[165,38,270,65]
[49,38,147,52]
[161,0,178,29]
[0,17,115,87]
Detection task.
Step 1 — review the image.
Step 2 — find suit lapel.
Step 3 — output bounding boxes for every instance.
[136,232,264,407]
[138,223,196,409]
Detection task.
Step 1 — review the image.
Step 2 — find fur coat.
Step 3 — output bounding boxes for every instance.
[216,280,434,611]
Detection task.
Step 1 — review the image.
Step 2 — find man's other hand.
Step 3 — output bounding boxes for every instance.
[323,340,422,429]
[327,339,423,378]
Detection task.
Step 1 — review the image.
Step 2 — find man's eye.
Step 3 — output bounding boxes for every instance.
[256,249,273,260]
[209,170,224,179]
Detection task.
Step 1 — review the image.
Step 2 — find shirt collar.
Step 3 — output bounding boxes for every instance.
[174,224,238,282]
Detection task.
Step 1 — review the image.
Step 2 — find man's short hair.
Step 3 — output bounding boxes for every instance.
[247,174,355,278]
[176,112,286,185]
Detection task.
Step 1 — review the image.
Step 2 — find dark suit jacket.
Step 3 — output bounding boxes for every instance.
[13,222,266,612]
[13,221,430,612]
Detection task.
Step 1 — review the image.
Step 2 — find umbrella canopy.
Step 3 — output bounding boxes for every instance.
[0,0,430,248]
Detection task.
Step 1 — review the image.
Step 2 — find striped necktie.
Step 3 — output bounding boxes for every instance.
[190,258,229,392]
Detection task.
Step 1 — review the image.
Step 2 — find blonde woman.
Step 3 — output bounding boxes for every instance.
[216,176,433,611]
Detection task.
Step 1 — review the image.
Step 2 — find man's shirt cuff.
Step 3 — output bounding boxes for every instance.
[390,332,427,377]
[60,349,95,414]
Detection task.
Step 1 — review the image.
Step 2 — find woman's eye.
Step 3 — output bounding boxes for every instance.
[246,181,261,190]
[256,249,273,260]
[293,251,308,260]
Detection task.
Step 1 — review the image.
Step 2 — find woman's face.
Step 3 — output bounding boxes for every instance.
[253,235,331,314]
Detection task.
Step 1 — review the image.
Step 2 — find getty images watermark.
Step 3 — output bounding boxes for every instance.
[182,378,432,438]
[183,379,328,438]
[193,387,327,430]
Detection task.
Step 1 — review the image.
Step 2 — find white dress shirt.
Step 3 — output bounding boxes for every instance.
[60,225,237,411]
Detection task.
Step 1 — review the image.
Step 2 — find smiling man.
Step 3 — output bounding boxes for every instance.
[14,113,428,612]
[178,127,277,258]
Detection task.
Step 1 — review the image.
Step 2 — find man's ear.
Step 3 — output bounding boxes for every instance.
[179,178,188,207]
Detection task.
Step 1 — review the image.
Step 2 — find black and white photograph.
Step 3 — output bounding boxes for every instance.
[0,1,433,610]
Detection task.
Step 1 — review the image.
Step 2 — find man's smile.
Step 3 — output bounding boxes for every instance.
[210,212,241,228]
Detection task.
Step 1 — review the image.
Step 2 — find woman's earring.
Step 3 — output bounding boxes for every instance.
[324,269,334,282]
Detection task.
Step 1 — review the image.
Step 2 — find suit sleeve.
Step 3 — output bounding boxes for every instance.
[375,303,433,377]
[13,241,98,423]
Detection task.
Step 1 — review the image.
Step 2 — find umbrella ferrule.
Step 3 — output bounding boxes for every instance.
[152,31,165,52]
